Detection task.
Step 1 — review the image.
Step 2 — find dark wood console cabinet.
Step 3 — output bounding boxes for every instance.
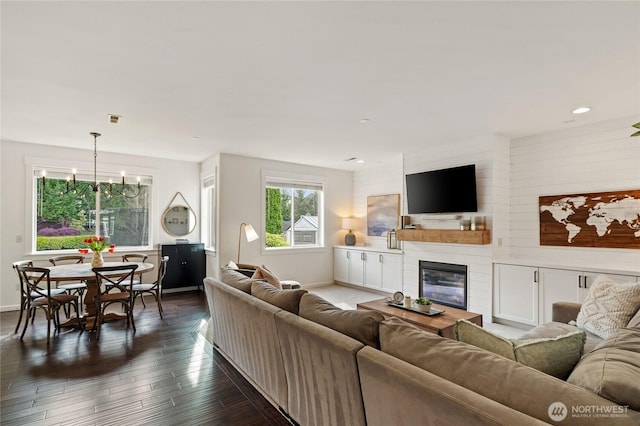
[161,243,205,293]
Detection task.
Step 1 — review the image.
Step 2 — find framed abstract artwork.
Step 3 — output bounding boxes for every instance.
[367,194,400,236]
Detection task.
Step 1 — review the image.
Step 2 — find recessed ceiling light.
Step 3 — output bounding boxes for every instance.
[356,159,365,164]
[359,118,371,124]
[572,107,591,114]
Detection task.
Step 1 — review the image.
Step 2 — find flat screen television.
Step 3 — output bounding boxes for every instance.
[405,164,478,214]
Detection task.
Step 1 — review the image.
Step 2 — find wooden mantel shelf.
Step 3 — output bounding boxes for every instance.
[396,229,491,245]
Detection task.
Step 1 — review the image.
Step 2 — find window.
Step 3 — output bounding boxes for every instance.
[201,175,216,250]
[33,168,151,252]
[263,172,324,250]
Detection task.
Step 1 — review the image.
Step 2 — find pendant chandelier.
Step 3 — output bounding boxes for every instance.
[41,132,142,198]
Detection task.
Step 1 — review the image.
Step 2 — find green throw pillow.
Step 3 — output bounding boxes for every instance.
[456,320,586,379]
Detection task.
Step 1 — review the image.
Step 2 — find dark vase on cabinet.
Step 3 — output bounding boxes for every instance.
[161,243,205,293]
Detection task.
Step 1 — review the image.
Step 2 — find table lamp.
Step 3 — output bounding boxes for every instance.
[341,218,358,246]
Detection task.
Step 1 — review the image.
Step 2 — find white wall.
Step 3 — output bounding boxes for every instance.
[509,116,640,271]
[351,154,404,250]
[1,140,201,310]
[217,154,353,286]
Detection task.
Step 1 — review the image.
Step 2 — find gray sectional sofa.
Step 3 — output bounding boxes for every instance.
[203,270,640,426]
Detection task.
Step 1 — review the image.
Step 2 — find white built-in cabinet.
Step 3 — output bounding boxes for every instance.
[493,264,539,325]
[334,247,403,293]
[494,263,639,326]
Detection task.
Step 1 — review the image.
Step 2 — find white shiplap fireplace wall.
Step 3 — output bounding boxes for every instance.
[350,118,639,323]
[509,117,640,271]
[352,134,509,322]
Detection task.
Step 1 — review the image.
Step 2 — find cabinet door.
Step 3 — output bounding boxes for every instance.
[363,252,382,289]
[538,268,582,324]
[493,264,539,326]
[349,250,365,286]
[183,243,205,290]
[333,248,350,283]
[161,245,185,290]
[381,253,403,293]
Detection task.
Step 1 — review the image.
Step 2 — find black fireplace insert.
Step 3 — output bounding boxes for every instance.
[419,260,467,310]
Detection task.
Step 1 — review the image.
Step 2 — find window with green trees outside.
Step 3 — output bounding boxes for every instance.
[264,177,324,249]
[34,173,151,252]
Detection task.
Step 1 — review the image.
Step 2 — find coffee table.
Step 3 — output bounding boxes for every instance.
[357,298,483,339]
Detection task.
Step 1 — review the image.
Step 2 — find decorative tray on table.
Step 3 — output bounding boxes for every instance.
[385,301,445,316]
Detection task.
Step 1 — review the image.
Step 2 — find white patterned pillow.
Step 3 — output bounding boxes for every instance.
[576,275,640,339]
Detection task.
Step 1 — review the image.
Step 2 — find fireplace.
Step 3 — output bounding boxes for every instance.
[419,261,467,310]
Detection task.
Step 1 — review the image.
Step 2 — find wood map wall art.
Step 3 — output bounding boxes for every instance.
[539,189,640,249]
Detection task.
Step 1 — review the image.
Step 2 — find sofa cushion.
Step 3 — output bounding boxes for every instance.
[220,267,256,293]
[456,320,585,379]
[251,281,307,315]
[379,317,626,425]
[299,293,385,348]
[576,275,640,339]
[252,265,282,289]
[567,327,640,411]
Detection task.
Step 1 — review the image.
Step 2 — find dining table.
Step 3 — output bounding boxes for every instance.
[47,261,154,329]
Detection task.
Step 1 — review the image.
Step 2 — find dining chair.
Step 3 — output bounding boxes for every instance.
[121,253,148,285]
[17,265,83,345]
[92,264,138,340]
[132,256,168,318]
[12,260,68,334]
[48,255,88,313]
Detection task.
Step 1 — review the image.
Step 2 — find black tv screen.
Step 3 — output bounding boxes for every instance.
[405,164,478,214]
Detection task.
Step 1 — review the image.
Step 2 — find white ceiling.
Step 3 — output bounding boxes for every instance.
[2,1,639,170]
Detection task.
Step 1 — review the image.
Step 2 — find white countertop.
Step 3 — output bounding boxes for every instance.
[334,245,403,254]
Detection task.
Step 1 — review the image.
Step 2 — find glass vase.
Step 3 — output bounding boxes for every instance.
[91,251,104,268]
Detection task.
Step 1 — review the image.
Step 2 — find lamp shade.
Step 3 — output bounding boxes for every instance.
[341,218,358,230]
[243,223,259,242]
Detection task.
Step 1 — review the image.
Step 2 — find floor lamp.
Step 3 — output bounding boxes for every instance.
[237,223,259,264]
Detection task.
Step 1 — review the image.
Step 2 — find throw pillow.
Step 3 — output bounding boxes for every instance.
[226,260,239,269]
[512,332,586,380]
[455,319,585,379]
[299,293,385,348]
[220,268,255,293]
[568,327,640,411]
[251,281,307,314]
[252,265,282,289]
[455,319,516,361]
[576,275,640,339]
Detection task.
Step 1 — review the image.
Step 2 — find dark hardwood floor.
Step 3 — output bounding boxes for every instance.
[1,291,290,426]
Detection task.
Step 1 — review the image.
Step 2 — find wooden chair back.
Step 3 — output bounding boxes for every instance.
[122,253,148,263]
[49,255,84,266]
[17,265,53,301]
